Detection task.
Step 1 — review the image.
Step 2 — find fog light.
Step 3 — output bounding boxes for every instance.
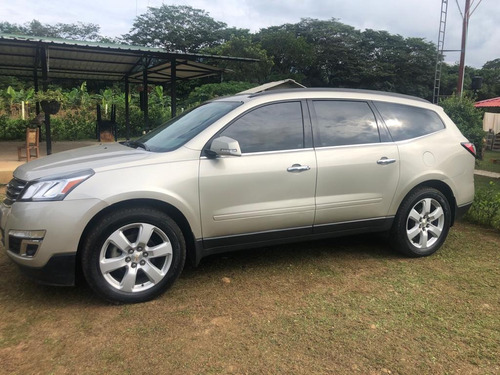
[8,230,45,257]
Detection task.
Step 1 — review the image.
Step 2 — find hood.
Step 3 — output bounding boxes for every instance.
[14,143,150,181]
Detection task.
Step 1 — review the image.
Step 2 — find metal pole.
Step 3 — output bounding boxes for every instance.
[125,77,130,140]
[33,50,42,142]
[40,45,52,155]
[457,0,471,97]
[143,66,149,132]
[170,58,177,118]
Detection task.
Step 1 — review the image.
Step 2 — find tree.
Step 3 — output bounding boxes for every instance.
[475,59,500,100]
[256,26,315,82]
[0,20,102,41]
[124,5,227,52]
[291,18,363,87]
[203,36,274,83]
[183,81,256,107]
[440,95,485,158]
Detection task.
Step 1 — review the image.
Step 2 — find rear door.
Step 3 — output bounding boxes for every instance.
[310,100,400,229]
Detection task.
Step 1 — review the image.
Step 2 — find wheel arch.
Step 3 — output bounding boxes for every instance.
[76,199,198,280]
[402,180,457,225]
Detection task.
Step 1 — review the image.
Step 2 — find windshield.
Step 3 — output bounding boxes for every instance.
[136,101,242,152]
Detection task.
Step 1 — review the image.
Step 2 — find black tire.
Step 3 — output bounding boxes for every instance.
[390,187,451,257]
[81,207,186,303]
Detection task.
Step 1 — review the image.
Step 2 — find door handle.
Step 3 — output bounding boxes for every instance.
[287,164,311,173]
[377,157,396,165]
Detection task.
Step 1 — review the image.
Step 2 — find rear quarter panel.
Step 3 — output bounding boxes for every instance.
[389,128,475,215]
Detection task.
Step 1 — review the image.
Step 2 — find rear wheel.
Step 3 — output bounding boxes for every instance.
[391,187,451,257]
[81,207,186,303]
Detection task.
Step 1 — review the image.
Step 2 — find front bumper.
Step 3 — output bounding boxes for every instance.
[13,253,76,286]
[1,197,105,286]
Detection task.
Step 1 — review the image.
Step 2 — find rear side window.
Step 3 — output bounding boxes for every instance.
[375,102,445,141]
[312,100,380,147]
[220,101,304,153]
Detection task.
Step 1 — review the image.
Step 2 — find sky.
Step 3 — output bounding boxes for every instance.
[0,0,498,68]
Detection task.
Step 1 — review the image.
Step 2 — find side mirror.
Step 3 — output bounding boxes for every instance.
[208,136,242,157]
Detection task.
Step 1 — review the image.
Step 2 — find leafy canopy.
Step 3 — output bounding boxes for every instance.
[124,5,228,52]
[0,20,101,41]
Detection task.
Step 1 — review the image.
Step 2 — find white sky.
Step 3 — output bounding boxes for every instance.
[0,0,498,68]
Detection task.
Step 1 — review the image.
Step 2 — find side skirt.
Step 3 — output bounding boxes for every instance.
[193,217,394,266]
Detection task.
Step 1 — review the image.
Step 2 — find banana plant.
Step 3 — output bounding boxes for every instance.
[152,85,171,108]
[5,86,35,118]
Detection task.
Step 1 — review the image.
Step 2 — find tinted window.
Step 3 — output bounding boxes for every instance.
[375,102,445,141]
[312,101,380,147]
[140,101,242,152]
[220,102,304,153]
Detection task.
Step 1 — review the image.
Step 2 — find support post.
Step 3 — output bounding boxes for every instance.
[33,65,42,142]
[125,77,130,140]
[170,58,177,118]
[40,46,52,155]
[457,0,471,97]
[143,66,149,132]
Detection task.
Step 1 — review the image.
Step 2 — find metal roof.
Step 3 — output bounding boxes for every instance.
[0,34,258,83]
[475,97,500,108]
[238,79,306,94]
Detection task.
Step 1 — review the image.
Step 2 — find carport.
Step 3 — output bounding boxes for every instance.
[0,34,257,154]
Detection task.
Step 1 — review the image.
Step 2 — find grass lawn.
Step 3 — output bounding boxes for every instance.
[477,150,500,174]
[475,174,500,191]
[0,190,499,374]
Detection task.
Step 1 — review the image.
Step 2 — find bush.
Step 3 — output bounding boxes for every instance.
[50,108,96,141]
[0,116,30,140]
[466,181,500,230]
[439,95,485,159]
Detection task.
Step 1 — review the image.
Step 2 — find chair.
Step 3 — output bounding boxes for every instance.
[96,104,117,142]
[18,128,40,161]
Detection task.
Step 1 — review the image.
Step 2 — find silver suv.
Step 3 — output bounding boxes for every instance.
[1,89,476,303]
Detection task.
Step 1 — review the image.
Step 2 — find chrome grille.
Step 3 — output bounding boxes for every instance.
[4,178,27,206]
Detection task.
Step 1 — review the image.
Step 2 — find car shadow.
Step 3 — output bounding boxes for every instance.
[181,232,400,279]
[0,233,399,307]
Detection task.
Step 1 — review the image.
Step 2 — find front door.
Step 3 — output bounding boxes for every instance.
[199,101,316,240]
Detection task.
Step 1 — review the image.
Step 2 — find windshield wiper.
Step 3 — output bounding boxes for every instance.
[123,140,150,151]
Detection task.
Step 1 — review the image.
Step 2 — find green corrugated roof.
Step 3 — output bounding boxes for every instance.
[0,33,258,83]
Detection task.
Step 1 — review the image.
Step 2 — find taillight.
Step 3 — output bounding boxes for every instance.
[461,142,476,158]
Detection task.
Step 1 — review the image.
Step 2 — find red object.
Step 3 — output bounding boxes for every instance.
[461,142,476,158]
[474,97,500,108]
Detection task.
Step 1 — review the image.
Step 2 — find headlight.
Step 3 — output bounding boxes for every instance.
[19,169,94,202]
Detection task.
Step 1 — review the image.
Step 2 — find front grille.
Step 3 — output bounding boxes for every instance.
[4,178,27,206]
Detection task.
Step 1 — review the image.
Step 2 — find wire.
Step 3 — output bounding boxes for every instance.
[470,0,484,17]
[455,0,464,18]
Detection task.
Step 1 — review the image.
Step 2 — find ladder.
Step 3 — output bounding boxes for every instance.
[433,0,449,104]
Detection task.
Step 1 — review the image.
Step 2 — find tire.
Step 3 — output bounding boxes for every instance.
[390,187,451,257]
[81,207,186,303]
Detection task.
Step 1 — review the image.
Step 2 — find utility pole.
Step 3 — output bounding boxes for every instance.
[456,0,471,96]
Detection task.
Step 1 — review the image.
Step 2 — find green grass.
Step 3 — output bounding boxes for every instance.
[475,174,500,191]
[477,150,500,173]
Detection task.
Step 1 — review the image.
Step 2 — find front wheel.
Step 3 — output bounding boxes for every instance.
[391,187,451,257]
[81,207,186,303]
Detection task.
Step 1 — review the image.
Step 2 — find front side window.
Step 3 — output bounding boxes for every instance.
[312,100,380,147]
[375,102,445,141]
[220,101,304,153]
[138,101,242,152]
